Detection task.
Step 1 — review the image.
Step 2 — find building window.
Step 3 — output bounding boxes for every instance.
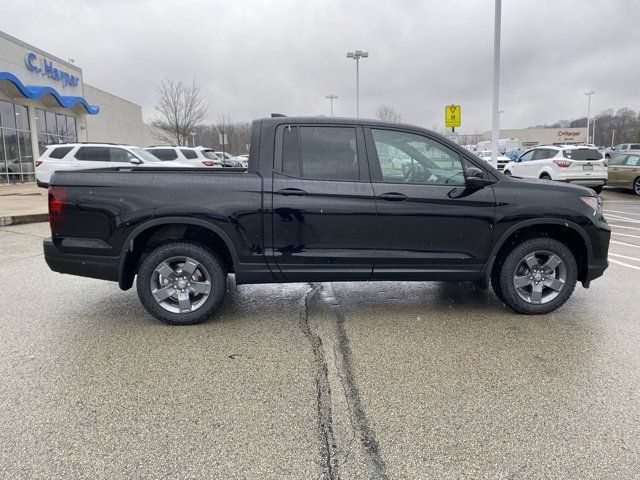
[0,100,33,184]
[35,108,76,156]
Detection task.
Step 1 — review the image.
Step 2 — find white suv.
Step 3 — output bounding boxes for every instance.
[145,146,223,167]
[35,143,174,188]
[503,145,607,193]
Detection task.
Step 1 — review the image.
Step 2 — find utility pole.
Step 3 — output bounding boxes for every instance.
[190,132,196,147]
[585,91,595,143]
[346,50,368,118]
[611,130,615,148]
[325,94,338,116]
[491,0,502,169]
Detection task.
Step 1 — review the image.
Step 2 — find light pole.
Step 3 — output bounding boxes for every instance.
[611,129,615,148]
[190,132,196,147]
[346,50,368,118]
[325,94,338,116]
[491,0,502,169]
[585,91,595,143]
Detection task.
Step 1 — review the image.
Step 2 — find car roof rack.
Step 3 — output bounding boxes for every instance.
[271,113,287,117]
[146,145,178,148]
[49,141,122,146]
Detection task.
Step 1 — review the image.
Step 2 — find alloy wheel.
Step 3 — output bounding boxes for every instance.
[512,250,566,305]
[150,256,211,313]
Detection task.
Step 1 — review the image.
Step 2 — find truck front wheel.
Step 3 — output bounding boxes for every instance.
[492,237,577,314]
[136,242,227,325]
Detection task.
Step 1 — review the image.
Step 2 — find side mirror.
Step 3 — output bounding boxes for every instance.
[466,167,495,188]
[130,158,143,165]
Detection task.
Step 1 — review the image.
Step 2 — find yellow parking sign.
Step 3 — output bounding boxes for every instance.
[445,105,461,127]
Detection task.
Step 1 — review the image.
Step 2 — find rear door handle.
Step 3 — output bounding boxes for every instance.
[276,188,307,196]
[379,192,408,202]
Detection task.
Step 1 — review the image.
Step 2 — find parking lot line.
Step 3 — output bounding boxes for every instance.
[611,240,640,249]
[609,252,640,262]
[604,214,640,224]
[608,224,640,232]
[611,232,640,240]
[608,258,640,271]
[604,209,640,217]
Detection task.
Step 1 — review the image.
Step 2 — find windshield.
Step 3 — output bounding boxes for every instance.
[563,148,602,160]
[131,148,162,162]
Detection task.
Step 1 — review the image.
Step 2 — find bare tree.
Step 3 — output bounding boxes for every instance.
[375,105,402,123]
[152,78,209,145]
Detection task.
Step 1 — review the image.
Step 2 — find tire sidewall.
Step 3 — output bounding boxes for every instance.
[136,242,226,325]
[498,237,577,314]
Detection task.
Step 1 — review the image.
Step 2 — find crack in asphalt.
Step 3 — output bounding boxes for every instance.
[300,282,388,480]
[299,284,340,480]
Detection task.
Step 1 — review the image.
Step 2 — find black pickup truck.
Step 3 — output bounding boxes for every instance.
[44,117,610,324]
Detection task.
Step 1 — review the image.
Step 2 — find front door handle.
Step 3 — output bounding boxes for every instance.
[379,192,408,202]
[276,188,307,196]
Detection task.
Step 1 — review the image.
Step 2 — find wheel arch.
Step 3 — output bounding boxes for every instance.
[118,217,240,290]
[480,218,592,287]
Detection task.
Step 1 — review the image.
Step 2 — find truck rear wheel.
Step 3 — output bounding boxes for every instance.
[136,242,226,325]
[492,237,577,314]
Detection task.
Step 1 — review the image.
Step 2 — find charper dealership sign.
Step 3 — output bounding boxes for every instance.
[557,130,582,138]
[24,52,79,88]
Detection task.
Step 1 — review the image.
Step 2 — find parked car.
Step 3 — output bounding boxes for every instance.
[604,143,640,159]
[43,116,610,325]
[214,151,243,167]
[145,146,222,167]
[235,154,249,168]
[606,153,640,195]
[475,150,510,171]
[503,145,607,193]
[35,143,185,188]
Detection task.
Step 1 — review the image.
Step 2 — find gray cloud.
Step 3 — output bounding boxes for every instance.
[3,0,639,132]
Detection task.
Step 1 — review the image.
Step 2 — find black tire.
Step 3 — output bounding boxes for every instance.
[592,185,603,194]
[634,177,640,196]
[540,174,551,180]
[136,242,226,325]
[492,237,577,315]
[503,170,512,176]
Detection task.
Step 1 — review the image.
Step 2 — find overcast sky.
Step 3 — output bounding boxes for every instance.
[3,0,639,132]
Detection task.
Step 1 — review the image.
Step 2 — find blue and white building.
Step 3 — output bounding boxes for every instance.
[0,30,147,183]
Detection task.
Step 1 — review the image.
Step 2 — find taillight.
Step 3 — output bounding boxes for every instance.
[48,186,67,232]
[35,160,43,167]
[201,160,214,167]
[603,159,608,167]
[553,160,572,168]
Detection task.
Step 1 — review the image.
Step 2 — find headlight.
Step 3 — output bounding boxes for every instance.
[580,196,602,215]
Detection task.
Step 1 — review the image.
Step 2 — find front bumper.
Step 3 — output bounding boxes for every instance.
[44,238,120,282]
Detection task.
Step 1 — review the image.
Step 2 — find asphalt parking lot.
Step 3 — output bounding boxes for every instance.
[1,188,639,479]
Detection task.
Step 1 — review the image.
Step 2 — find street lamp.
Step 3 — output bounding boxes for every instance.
[491,0,501,168]
[346,50,368,118]
[325,94,338,116]
[585,91,595,143]
[190,132,196,147]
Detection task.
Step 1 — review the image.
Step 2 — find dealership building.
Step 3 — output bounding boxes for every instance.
[0,30,147,183]
[480,127,588,148]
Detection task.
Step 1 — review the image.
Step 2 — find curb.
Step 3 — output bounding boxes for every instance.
[0,213,48,226]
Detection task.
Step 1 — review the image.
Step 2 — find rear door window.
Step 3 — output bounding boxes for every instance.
[48,146,73,159]
[147,149,178,161]
[75,147,109,162]
[281,126,360,181]
[626,155,640,166]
